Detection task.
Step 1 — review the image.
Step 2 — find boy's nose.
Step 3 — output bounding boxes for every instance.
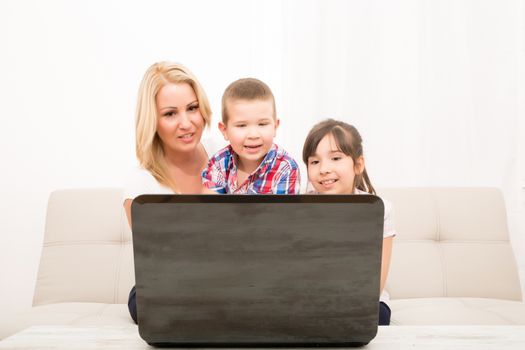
[247,127,260,138]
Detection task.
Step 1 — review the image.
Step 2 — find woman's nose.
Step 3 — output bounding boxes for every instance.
[178,113,192,129]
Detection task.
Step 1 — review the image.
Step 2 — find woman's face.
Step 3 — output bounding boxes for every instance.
[156,83,205,155]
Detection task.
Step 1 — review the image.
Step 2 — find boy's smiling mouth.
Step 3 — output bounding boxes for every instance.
[244,144,263,153]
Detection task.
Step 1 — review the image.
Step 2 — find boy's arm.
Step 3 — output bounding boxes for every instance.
[201,160,227,194]
[272,163,301,194]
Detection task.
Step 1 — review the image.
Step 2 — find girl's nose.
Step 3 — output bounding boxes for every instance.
[319,162,331,174]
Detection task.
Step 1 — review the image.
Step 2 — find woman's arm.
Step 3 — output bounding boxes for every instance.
[380,236,393,293]
[124,199,133,228]
[123,198,138,323]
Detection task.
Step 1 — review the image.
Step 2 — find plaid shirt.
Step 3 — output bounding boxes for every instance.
[202,144,301,194]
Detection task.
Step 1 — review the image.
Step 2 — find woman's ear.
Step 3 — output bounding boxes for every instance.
[354,156,365,175]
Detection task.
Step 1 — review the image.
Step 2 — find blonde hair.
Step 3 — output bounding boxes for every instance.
[221,78,276,124]
[302,119,376,195]
[135,61,212,192]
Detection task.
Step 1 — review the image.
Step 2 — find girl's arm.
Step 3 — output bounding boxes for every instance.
[380,236,393,293]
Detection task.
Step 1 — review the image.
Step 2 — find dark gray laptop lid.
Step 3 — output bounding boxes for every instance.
[132,194,384,347]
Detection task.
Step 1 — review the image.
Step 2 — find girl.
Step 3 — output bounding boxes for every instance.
[302,119,395,326]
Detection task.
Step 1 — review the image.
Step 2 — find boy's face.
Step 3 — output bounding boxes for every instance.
[219,99,279,171]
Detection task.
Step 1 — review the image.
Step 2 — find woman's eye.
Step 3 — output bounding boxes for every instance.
[163,111,175,117]
[188,105,199,112]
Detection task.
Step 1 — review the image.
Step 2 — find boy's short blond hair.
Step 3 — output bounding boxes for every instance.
[221,78,276,124]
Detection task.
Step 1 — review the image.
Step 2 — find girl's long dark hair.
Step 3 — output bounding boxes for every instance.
[302,119,376,195]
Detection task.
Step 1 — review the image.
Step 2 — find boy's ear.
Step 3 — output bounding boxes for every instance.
[218,122,229,141]
[274,118,280,130]
[355,156,365,175]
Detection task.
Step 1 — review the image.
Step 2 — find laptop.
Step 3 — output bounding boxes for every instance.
[131,194,384,347]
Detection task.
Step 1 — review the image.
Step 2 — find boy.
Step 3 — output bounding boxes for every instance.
[202,78,300,194]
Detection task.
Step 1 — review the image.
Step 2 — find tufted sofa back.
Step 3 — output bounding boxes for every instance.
[379,187,522,301]
[33,187,522,306]
[33,188,134,306]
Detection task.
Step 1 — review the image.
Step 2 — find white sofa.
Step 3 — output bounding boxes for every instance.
[2,189,135,340]
[2,187,524,339]
[380,188,525,325]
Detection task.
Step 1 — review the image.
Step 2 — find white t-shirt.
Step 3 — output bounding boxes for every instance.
[354,189,396,239]
[308,188,396,302]
[306,188,396,239]
[124,136,224,201]
[354,189,396,303]
[123,166,173,200]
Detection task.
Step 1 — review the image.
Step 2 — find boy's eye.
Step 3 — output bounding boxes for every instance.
[259,122,269,126]
[236,124,247,128]
[332,156,342,161]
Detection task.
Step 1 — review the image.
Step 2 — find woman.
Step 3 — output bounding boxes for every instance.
[125,61,213,323]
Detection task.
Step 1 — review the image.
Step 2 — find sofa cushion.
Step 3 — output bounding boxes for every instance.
[390,298,525,325]
[2,303,134,339]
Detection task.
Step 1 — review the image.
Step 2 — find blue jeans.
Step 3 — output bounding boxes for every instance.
[379,301,391,325]
[128,286,137,324]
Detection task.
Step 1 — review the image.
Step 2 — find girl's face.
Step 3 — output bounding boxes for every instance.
[156,83,205,155]
[307,133,364,194]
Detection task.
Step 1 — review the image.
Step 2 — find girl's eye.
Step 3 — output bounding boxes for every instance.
[332,157,342,161]
[309,160,319,165]
[188,105,199,112]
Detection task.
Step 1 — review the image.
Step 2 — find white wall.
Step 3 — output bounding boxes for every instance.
[1,0,524,326]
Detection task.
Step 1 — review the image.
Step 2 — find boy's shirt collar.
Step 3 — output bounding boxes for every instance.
[227,144,278,191]
[201,143,300,195]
